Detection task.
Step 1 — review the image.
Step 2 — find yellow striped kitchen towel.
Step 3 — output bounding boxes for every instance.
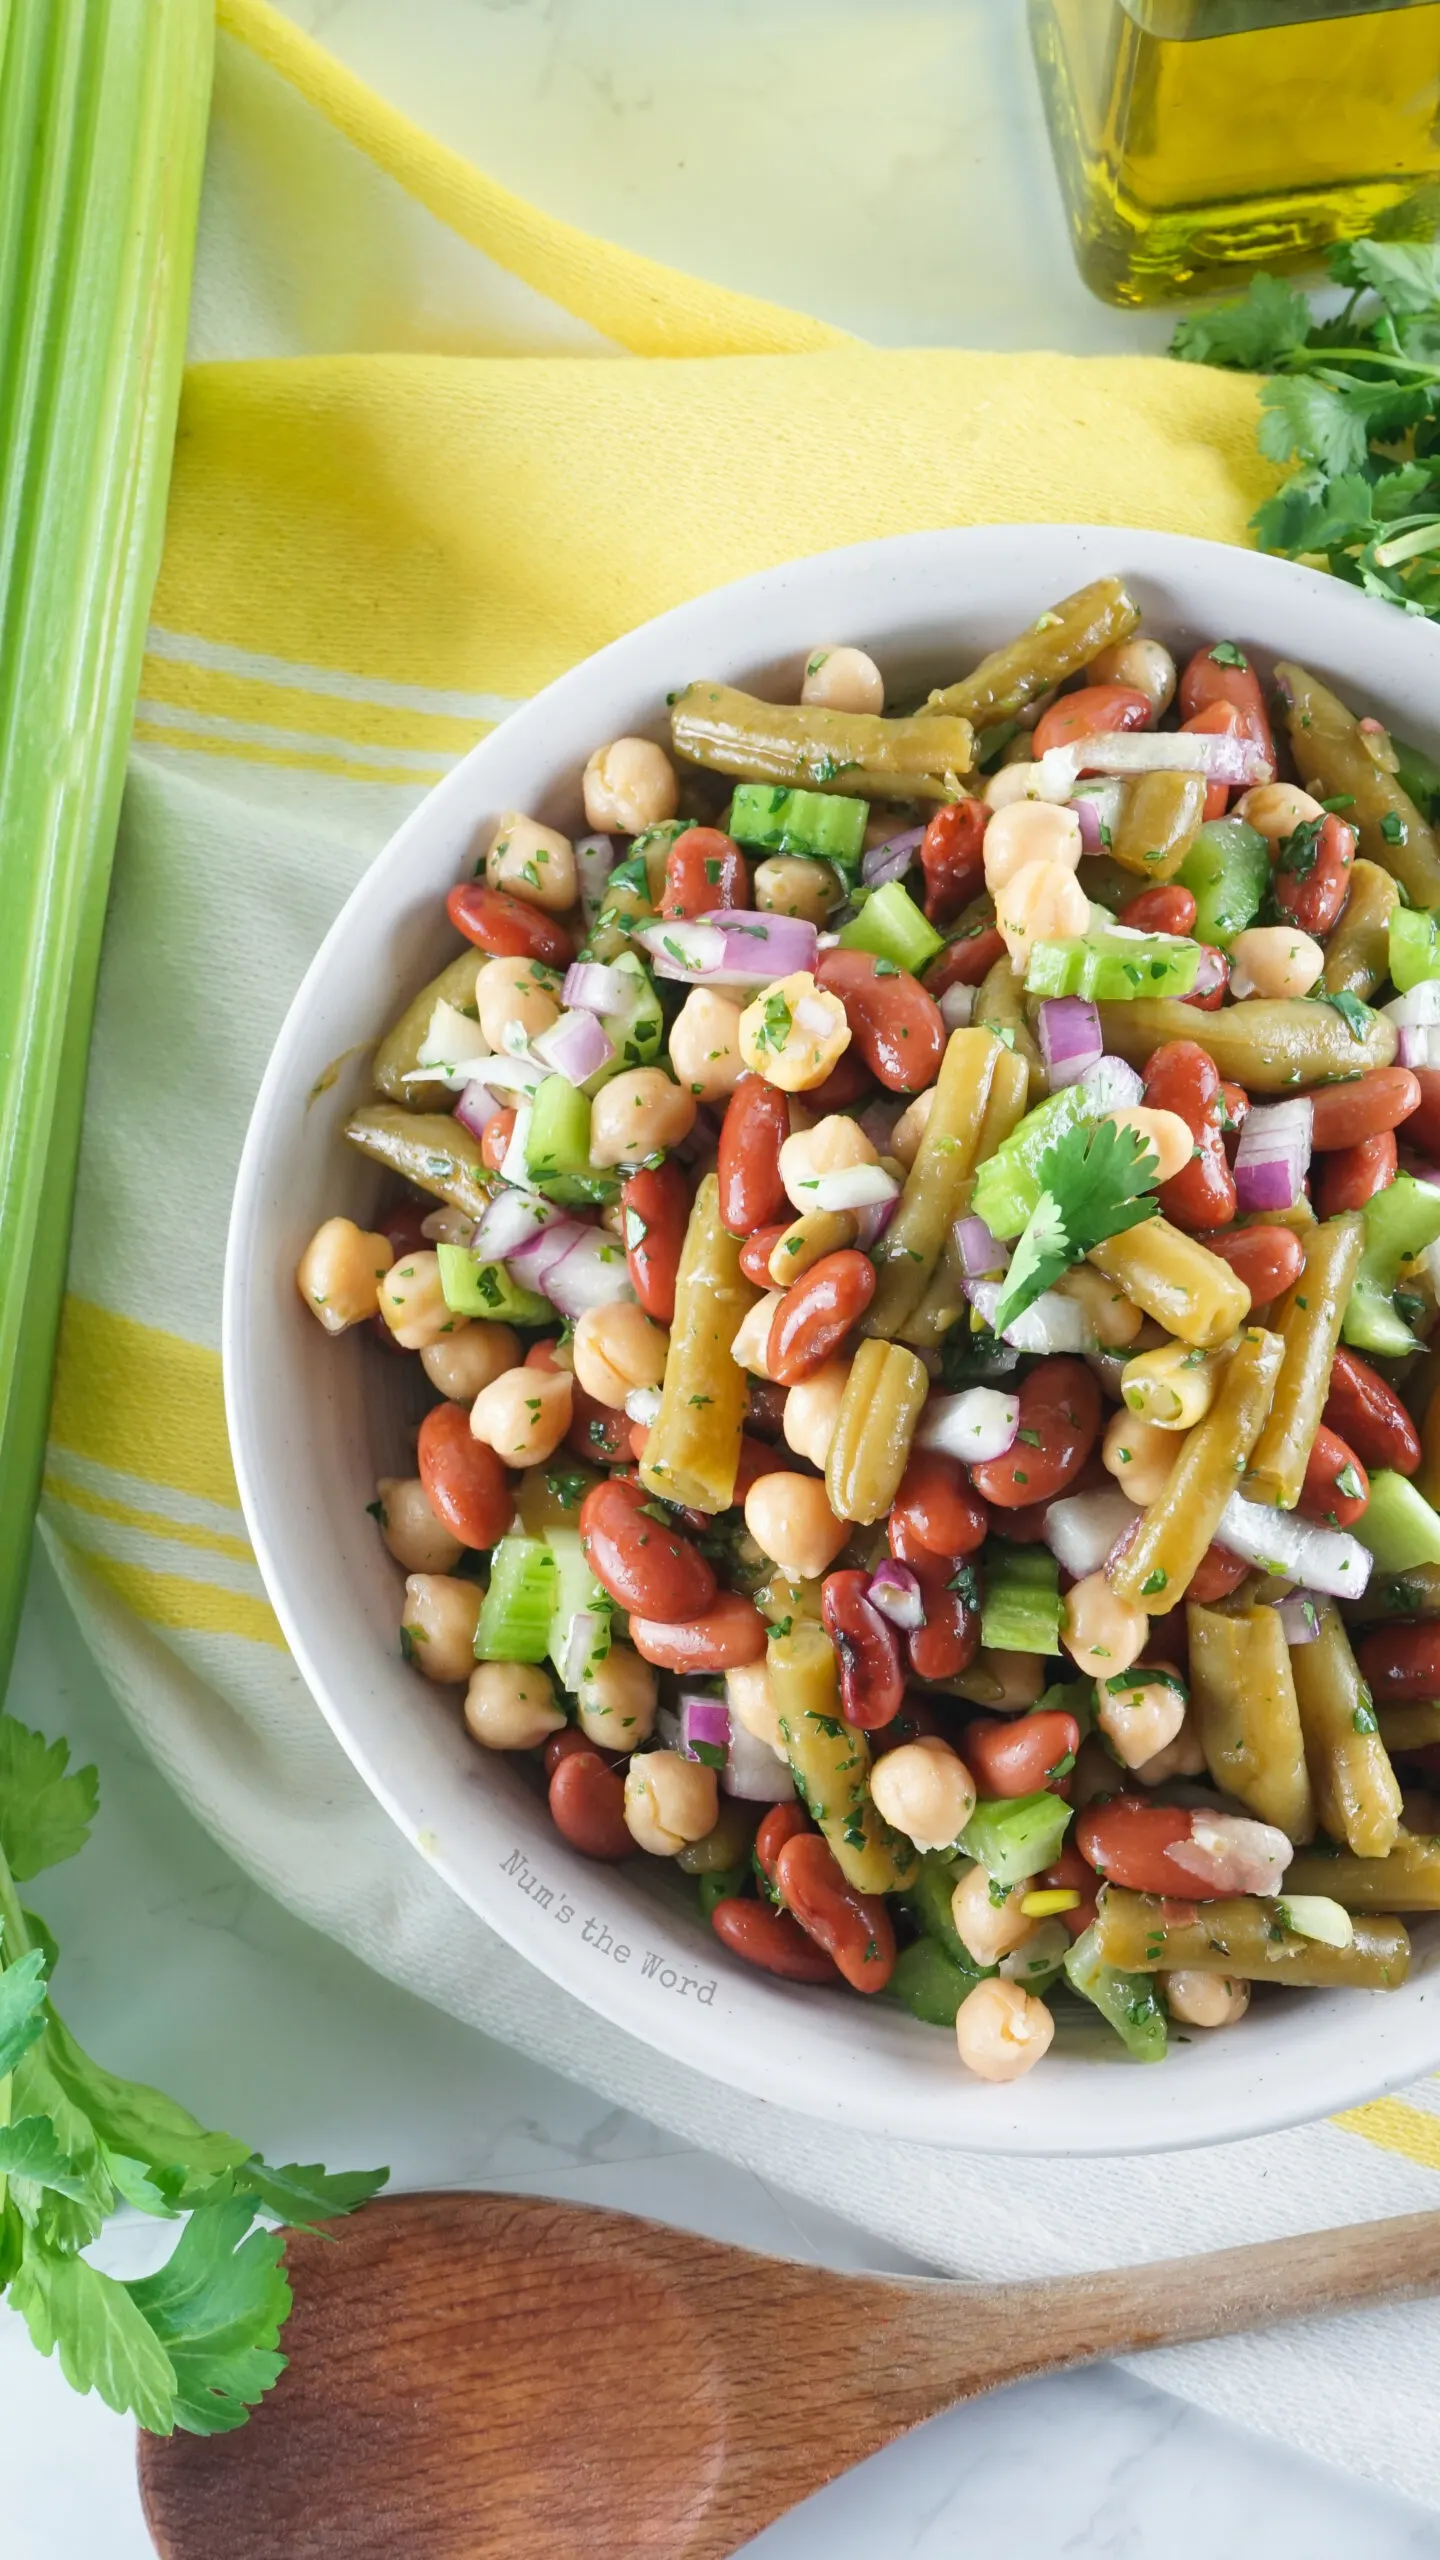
[38,0,1440,2505]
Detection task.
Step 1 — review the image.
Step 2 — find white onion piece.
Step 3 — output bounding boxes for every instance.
[637,921,727,979]
[1168,1813,1293,1898]
[541,1229,636,1318]
[810,1163,900,1215]
[501,1103,533,1188]
[1384,981,1440,1028]
[560,1610,608,1692]
[1045,1486,1143,1579]
[1079,1054,1145,1112]
[1216,1492,1371,1598]
[939,983,976,1029]
[531,1008,615,1084]
[481,1049,548,1100]
[563,959,629,1015]
[1036,732,1272,797]
[723,1713,797,1802]
[917,1385,1020,1462]
[1398,1025,1440,1070]
[575,834,618,924]
[625,1385,663,1427]
[866,1560,926,1629]
[414,998,492,1081]
[473,1186,558,1261]
[966,1278,1092,1355]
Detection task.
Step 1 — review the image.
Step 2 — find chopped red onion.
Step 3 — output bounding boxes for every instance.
[1216,1491,1370,1598]
[679,1694,732,1761]
[965,1277,1091,1354]
[853,1194,899,1251]
[1045,1486,1143,1579]
[454,1081,504,1141]
[1167,1812,1292,1898]
[1070,781,1125,850]
[861,826,924,889]
[560,1610,608,1691]
[480,1047,547,1100]
[638,920,727,980]
[474,1186,556,1260]
[507,1213,586,1293]
[501,1103,532,1188]
[1183,945,1230,1005]
[624,1385,663,1427]
[1398,1025,1440,1070]
[866,1560,926,1630]
[1385,982,1440,1028]
[1038,995,1103,1091]
[1079,1054,1145,1111]
[575,833,618,924]
[917,1384,1020,1461]
[955,1214,1010,1277]
[856,1097,904,1154]
[699,912,819,987]
[1277,1591,1323,1647]
[939,983,976,1029]
[531,1008,615,1085]
[1234,1097,1312,1214]
[535,1226,636,1318]
[562,960,629,1016]
[1036,732,1272,797]
[811,1163,900,1215]
[723,1714,796,1802]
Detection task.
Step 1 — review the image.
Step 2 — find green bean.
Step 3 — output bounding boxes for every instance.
[670,681,973,802]
[920,577,1140,730]
[889,1938,976,2027]
[900,1850,985,1970]
[1087,1219,1250,1348]
[1094,996,1396,1092]
[864,1026,1003,1338]
[1276,660,1440,910]
[1284,1832,1440,1910]
[974,958,1046,1104]
[769,1619,917,1892]
[1291,1602,1403,1861]
[371,951,484,1107]
[1111,771,1207,882]
[1379,1701,1440,1751]
[1187,1603,1315,1841]
[1341,1564,1440,1626]
[342,1105,491,1219]
[900,1044,1031,1347]
[1322,859,1398,1000]
[826,1338,930,1525]
[639,1173,756,1513]
[1094,1888,1409,1989]
[1108,1327,1285,1615]
[1245,1214,1365,1511]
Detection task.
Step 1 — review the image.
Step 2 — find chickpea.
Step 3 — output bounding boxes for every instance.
[951,1864,1038,1966]
[955,1978,1056,2082]
[375,1476,463,1574]
[1229,924,1325,1001]
[379,1250,466,1351]
[589,1067,697,1167]
[984,761,1048,810]
[1096,1667,1188,1769]
[421,1322,521,1402]
[668,987,745,1103]
[576,1643,658,1749]
[463,1660,565,1752]
[737,971,851,1094]
[725,1658,786,1756]
[485,812,577,913]
[731,1292,784,1378]
[623,1750,719,1855]
[296,1216,391,1335]
[1063,1572,1149,1679]
[891,1088,936,1170]
[1088,636,1177,717]
[572,1302,670,1409]
[744,1472,849,1582]
[982,797,1083,896]
[800,644,884,715]
[1161,1970,1250,2030]
[401,1573,482,1684]
[778,1114,877,1213]
[1234,782,1325,843]
[782,1359,851,1465]
[1104,1106,1194,1187]
[1055,1264,1143,1348]
[469,1364,571,1466]
[475,955,563,1049]
[869,1737,976,1856]
[1133,1712,1207,1785]
[1121,1342,1219,1431]
[583,736,679,836]
[755,855,835,924]
[995,857,1090,967]
[1103,1408,1183,1505]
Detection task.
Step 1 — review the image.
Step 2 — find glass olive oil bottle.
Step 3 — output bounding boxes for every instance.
[1030,0,1440,305]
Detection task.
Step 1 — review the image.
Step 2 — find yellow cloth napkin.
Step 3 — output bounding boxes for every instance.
[40,0,1440,2505]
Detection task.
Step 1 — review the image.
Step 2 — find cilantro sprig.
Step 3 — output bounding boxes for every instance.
[993,1120,1161,1334]
[1172,240,1440,620]
[0,1713,386,2435]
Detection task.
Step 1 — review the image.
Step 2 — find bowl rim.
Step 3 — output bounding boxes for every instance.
[224,521,1440,2154]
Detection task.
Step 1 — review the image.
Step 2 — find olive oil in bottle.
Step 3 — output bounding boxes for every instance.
[1030,0,1440,306]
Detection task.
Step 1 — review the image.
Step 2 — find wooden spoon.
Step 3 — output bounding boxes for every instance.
[139,2189,1440,2558]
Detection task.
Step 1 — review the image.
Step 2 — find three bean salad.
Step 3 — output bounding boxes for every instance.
[297,576,1440,2085]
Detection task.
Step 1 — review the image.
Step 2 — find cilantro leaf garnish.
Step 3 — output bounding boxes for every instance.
[992,1120,1161,1334]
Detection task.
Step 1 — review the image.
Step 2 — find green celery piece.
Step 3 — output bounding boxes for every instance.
[900,1850,992,1974]
[889,1938,975,2028]
[435,1246,550,1325]
[544,1528,611,1687]
[697,1866,749,1919]
[1064,1923,1168,2062]
[0,0,212,1689]
[1342,1173,1440,1356]
[838,880,943,974]
[1177,816,1270,946]
[980,1541,1062,1654]
[593,952,663,1084]
[1361,1473,1440,1573]
[957,1791,1073,1887]
[1388,905,1440,994]
[970,1084,1104,1240]
[527,1076,593,1185]
[727,783,867,867]
[1025,932,1200,1002]
[473,1538,558,1663]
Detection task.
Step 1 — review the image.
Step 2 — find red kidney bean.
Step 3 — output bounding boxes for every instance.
[661,825,749,920]
[416,1402,512,1549]
[1310,1068,1421,1151]
[1181,941,1230,1008]
[569,1387,631,1466]
[1031,684,1152,761]
[620,1157,689,1323]
[870,1692,948,1756]
[579,1478,715,1622]
[768,1250,876,1386]
[924,926,1007,994]
[710,1896,842,1983]
[969,1357,1101,1509]
[380,1200,432,1262]
[963,1710,1079,1799]
[1179,641,1275,769]
[447,880,574,967]
[774,1832,896,1992]
[544,1727,620,1775]
[989,1453,1112,1548]
[1141,1039,1235,1232]
[814,948,946,1094]
[808,1049,877,1111]
[480,1109,516,1174]
[739,1224,790,1286]
[1117,883,1198,936]
[1185,1542,1249,1603]
[1299,1424,1369,1529]
[1407,1067,1440,1158]
[1077,1798,1201,1894]
[548,1750,632,1860]
[1192,1222,1303,1306]
[1036,1843,1097,1938]
[718,1075,789,1234]
[732,1432,803,1502]
[1324,1348,1422,1476]
[821,1570,905,1731]
[918,799,988,926]
[1313,1130,1397,1219]
[889,1450,990,1559]
[1272,810,1354,939]
[629,1590,768,1671]
[745,1379,789,1440]
[904,1553,981,1684]
[1218,1081,1249,1152]
[755,1802,812,1888]
[1355,1623,1440,1704]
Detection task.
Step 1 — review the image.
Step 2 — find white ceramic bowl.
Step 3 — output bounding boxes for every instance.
[226,523,1440,2153]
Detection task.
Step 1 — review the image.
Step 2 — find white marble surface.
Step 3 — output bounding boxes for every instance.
[9,1,1440,2551]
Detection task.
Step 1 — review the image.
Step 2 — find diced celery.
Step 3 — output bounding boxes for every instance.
[900,1851,992,1974]
[958,1791,1073,1886]
[1177,816,1269,947]
[1064,1924,1168,2062]
[980,1543,1062,1655]
[544,1527,612,1686]
[1342,1173,1440,1356]
[838,880,943,974]
[970,1084,1104,1239]
[1361,1472,1440,1573]
[594,952,663,1083]
[473,1538,557,1661]
[727,783,868,867]
[435,1245,550,1324]
[1388,906,1440,994]
[1025,932,1200,1002]
[697,1866,749,1919]
[1033,1679,1096,1740]
[889,1938,975,2027]
[527,1075,591,1180]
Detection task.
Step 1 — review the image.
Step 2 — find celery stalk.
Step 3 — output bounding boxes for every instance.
[0,0,213,1688]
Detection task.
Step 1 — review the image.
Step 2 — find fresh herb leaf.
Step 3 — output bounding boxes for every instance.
[992,1120,1161,1332]
[1319,989,1372,1041]
[230,2157,391,2235]
[0,1716,98,1882]
[1170,270,1312,372]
